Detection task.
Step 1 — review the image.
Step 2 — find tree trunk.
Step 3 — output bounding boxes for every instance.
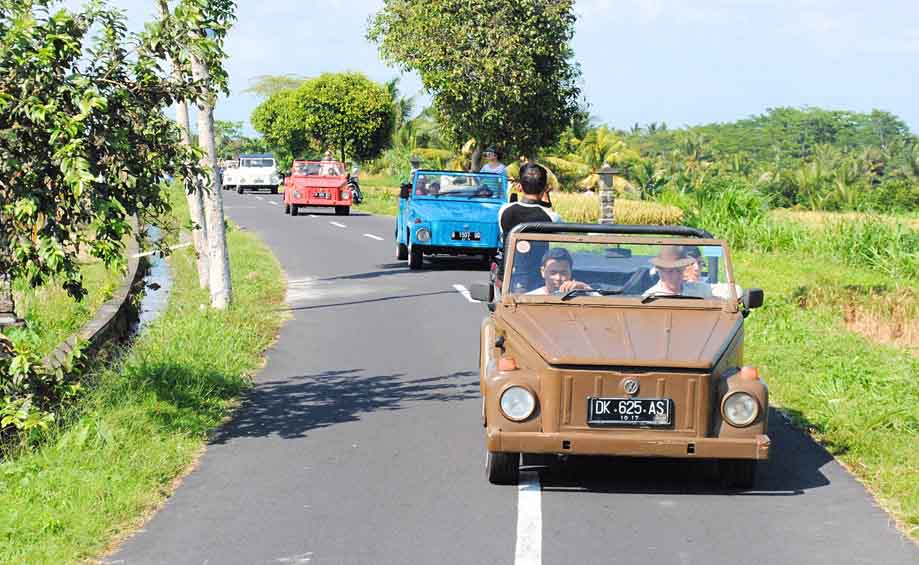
[470,147,482,172]
[177,100,211,290]
[191,53,232,310]
[157,0,209,290]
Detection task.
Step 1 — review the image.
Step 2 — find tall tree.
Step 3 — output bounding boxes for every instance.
[244,74,308,98]
[252,72,395,168]
[0,0,203,304]
[157,0,209,290]
[368,0,582,169]
[169,0,236,309]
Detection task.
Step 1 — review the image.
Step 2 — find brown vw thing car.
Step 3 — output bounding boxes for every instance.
[469,223,768,487]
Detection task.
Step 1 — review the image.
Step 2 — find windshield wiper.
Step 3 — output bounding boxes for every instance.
[640,293,705,304]
[559,288,622,301]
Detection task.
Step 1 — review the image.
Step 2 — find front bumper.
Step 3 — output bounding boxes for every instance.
[487,429,770,460]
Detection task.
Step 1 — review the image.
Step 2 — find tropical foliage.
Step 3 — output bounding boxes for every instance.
[251,72,395,170]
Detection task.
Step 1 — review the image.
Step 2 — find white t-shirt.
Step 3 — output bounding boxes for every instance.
[480,162,507,175]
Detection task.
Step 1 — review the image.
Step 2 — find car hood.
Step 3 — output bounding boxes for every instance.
[503,304,741,370]
[409,198,502,222]
[291,176,347,189]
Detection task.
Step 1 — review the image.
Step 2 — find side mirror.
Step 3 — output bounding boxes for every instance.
[399,183,412,199]
[469,282,494,303]
[509,192,518,203]
[742,288,764,309]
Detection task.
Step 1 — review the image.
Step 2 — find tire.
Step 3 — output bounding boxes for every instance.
[397,241,408,261]
[236,185,244,194]
[335,205,350,216]
[271,186,278,195]
[486,450,519,485]
[408,240,423,270]
[290,204,299,217]
[719,459,757,490]
[284,202,290,215]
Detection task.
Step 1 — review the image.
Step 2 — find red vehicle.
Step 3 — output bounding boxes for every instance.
[283,160,352,216]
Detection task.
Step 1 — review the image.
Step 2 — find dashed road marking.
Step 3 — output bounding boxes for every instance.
[255,196,264,201]
[309,214,319,218]
[515,471,542,565]
[269,201,278,206]
[330,221,347,228]
[363,234,384,241]
[452,284,477,303]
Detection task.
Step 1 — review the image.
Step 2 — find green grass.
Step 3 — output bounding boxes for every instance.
[735,251,919,538]
[359,185,400,216]
[0,202,285,562]
[7,259,124,359]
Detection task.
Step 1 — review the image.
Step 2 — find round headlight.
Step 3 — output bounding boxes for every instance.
[341,190,350,199]
[722,392,759,427]
[416,227,431,242]
[293,190,302,199]
[500,386,536,422]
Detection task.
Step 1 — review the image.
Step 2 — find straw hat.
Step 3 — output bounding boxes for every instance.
[650,245,695,269]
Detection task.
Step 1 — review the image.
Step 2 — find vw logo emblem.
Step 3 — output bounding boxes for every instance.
[623,378,640,395]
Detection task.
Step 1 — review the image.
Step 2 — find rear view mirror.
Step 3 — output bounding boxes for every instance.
[469,282,494,303]
[399,183,411,199]
[742,288,764,309]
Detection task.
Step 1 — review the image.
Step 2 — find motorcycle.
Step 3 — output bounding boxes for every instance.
[348,166,364,204]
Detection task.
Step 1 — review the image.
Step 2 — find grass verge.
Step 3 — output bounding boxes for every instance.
[735,251,919,539]
[7,258,124,359]
[0,214,285,562]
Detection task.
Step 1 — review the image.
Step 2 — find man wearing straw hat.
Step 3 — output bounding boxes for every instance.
[642,245,715,299]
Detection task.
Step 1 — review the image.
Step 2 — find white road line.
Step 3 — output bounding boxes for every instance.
[309,214,319,218]
[329,221,347,228]
[131,242,192,259]
[515,471,542,565]
[269,201,279,206]
[255,195,264,200]
[452,284,477,303]
[363,234,384,241]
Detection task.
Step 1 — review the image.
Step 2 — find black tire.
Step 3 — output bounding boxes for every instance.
[236,185,243,194]
[408,240,423,270]
[397,241,408,261]
[719,459,757,490]
[271,186,278,195]
[335,205,350,216]
[486,450,519,485]
[284,202,290,215]
[290,204,299,217]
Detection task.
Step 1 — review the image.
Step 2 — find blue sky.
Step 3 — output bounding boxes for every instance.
[70,1,919,135]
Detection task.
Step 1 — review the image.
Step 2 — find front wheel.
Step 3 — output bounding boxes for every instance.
[290,204,299,217]
[408,241,423,270]
[718,459,757,490]
[486,450,519,485]
[236,185,244,194]
[284,202,290,215]
[397,241,408,260]
[335,205,350,216]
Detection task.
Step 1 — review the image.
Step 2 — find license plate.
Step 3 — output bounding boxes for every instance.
[451,231,481,241]
[587,397,672,426]
[314,191,330,199]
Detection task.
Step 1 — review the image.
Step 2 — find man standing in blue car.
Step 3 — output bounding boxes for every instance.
[495,162,560,294]
[479,147,507,175]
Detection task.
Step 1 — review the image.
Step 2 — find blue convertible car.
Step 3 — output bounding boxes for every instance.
[396,170,506,270]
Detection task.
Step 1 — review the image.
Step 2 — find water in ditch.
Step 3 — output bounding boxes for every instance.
[134,226,173,334]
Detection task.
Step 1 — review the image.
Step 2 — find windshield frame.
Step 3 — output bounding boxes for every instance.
[501,232,739,312]
[239,158,276,168]
[411,169,506,202]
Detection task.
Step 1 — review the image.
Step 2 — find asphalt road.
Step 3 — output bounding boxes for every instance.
[109,190,918,565]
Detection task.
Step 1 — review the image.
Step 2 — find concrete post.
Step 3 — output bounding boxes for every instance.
[597,164,618,224]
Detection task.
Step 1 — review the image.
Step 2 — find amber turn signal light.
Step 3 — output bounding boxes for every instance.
[739,366,759,381]
[498,357,519,371]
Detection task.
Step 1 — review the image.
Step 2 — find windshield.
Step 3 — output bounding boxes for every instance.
[413,172,505,200]
[294,161,343,176]
[507,237,737,303]
[240,158,275,168]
